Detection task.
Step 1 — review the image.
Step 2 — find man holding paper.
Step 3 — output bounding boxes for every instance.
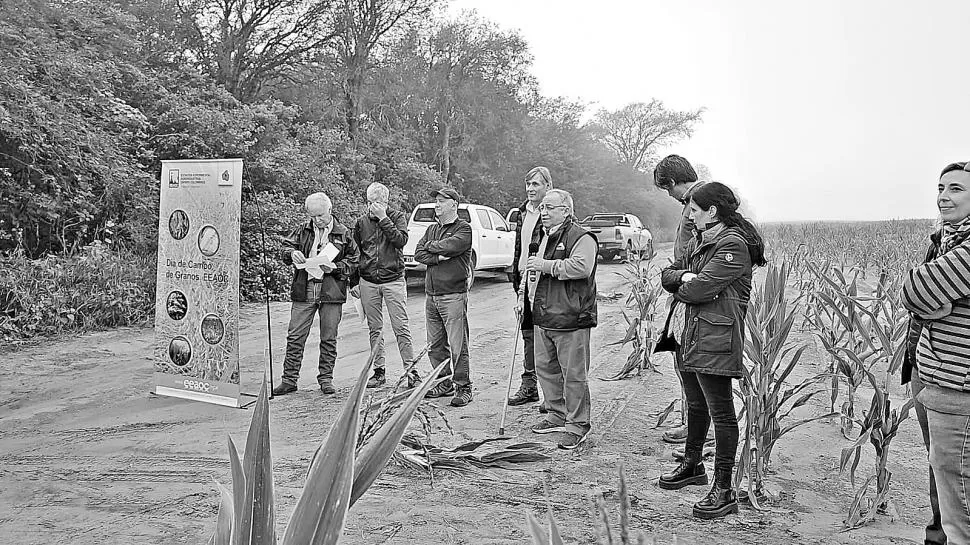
[274,192,360,396]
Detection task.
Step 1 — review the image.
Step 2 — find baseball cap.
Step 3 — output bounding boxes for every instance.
[431,187,462,203]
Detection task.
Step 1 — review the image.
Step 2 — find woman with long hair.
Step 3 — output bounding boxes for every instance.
[655,181,767,519]
[902,161,970,543]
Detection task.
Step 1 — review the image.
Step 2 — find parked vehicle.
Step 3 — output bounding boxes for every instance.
[579,213,653,261]
[506,208,520,232]
[403,203,515,286]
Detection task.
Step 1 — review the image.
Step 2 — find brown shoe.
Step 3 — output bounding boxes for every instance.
[320,383,336,395]
[508,386,539,406]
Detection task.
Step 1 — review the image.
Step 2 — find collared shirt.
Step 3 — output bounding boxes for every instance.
[309,220,333,257]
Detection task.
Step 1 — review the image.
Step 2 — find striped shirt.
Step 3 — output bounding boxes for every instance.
[902,242,970,392]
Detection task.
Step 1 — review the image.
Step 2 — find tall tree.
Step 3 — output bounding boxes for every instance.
[334,0,437,141]
[177,0,341,102]
[590,100,703,172]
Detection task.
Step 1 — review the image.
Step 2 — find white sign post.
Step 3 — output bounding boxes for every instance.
[153,159,243,407]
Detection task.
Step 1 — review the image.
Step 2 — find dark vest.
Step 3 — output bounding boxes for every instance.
[532,220,598,331]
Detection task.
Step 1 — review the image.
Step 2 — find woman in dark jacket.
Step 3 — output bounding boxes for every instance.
[655,182,767,520]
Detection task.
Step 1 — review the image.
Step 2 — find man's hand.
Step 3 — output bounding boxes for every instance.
[526,256,544,272]
[368,202,388,220]
[681,272,698,283]
[919,302,952,320]
[515,295,524,321]
[350,286,360,298]
[438,254,451,263]
[292,250,307,264]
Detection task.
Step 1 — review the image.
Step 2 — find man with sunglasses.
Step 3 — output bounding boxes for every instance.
[521,189,598,450]
[653,155,706,444]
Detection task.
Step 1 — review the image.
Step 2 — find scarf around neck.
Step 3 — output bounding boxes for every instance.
[941,216,970,254]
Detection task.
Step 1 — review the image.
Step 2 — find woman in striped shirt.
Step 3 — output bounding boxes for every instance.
[902,160,970,544]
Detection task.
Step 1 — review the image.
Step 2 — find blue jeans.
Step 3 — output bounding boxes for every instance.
[519,298,537,388]
[926,406,970,544]
[426,292,471,387]
[912,370,947,545]
[281,282,343,386]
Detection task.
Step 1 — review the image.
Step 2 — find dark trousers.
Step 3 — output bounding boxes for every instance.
[912,370,948,545]
[519,298,536,388]
[426,292,471,387]
[281,282,343,386]
[681,364,739,477]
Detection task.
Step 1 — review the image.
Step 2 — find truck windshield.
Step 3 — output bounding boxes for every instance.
[413,208,472,223]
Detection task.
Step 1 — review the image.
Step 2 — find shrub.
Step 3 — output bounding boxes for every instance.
[0,241,155,343]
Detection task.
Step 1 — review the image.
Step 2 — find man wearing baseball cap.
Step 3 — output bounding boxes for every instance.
[413,186,475,406]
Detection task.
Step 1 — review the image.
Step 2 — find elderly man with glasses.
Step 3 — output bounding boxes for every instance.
[274,192,360,396]
[519,189,598,450]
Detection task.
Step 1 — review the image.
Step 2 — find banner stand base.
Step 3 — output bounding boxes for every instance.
[238,392,259,409]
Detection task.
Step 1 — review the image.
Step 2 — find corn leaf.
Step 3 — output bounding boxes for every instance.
[547,507,565,545]
[350,360,448,506]
[228,436,246,537]
[281,351,374,545]
[234,381,276,545]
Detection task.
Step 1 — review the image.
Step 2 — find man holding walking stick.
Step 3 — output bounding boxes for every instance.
[508,166,553,409]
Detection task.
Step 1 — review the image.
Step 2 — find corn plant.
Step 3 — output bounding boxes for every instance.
[208,351,448,544]
[527,467,688,545]
[738,260,835,508]
[607,261,663,379]
[839,367,915,528]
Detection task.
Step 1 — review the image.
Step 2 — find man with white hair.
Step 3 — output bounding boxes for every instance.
[351,182,420,389]
[274,192,360,396]
[519,188,598,450]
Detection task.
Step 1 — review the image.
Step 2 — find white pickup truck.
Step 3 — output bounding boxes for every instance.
[579,213,653,261]
[402,203,515,286]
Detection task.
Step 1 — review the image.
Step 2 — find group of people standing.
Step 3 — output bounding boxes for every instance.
[260,155,969,535]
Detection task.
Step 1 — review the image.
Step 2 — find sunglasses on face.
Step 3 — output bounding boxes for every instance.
[538,204,568,212]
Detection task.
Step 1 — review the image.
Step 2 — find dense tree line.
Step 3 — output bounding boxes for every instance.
[0,0,703,264]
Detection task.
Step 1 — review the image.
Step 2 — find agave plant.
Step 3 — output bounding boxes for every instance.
[208,350,448,545]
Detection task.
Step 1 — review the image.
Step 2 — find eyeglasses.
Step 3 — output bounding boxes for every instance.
[537,204,568,212]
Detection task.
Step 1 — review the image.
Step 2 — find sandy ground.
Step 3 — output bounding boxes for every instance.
[0,243,933,544]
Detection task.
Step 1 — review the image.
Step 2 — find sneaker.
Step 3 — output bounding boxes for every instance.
[320,382,336,395]
[424,380,456,399]
[558,432,588,450]
[531,420,566,435]
[366,369,386,389]
[405,370,422,389]
[272,382,297,396]
[450,386,473,407]
[508,386,540,406]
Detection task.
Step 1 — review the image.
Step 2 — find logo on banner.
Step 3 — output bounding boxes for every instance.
[219,169,233,186]
[168,169,180,188]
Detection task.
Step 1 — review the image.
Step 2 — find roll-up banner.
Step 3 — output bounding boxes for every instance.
[153,159,243,407]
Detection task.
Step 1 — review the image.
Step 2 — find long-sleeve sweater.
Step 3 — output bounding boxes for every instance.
[413,217,473,295]
[902,240,970,393]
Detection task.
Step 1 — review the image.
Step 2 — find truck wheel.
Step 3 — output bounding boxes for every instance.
[625,242,640,263]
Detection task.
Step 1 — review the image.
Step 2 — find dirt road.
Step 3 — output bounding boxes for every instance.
[0,244,931,544]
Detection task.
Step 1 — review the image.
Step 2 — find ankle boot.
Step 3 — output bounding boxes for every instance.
[692,469,738,519]
[659,451,708,490]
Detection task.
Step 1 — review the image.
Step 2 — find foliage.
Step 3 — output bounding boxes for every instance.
[590,100,704,173]
[737,260,834,508]
[209,350,448,544]
[606,258,663,379]
[0,241,155,344]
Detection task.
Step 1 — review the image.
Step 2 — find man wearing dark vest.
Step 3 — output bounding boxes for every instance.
[653,155,706,443]
[520,189,598,450]
[508,166,552,408]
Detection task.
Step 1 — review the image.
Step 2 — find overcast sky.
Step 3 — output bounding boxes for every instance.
[448,0,969,222]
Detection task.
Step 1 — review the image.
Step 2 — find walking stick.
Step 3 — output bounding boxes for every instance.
[498,312,524,436]
[247,178,275,398]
